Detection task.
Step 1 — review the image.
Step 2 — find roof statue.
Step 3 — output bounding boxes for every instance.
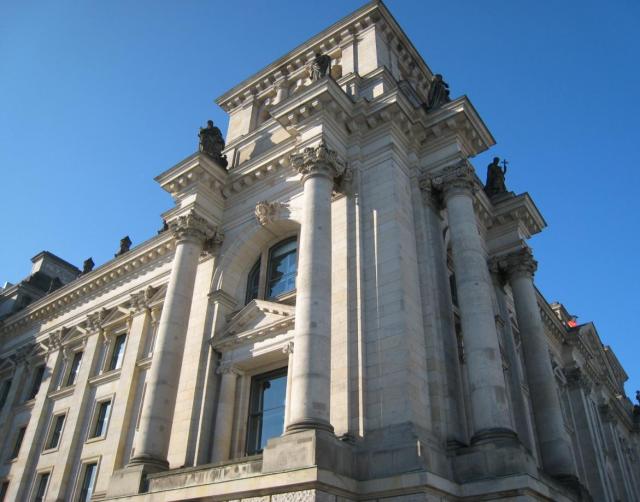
[82,257,94,274]
[198,120,228,168]
[425,73,450,111]
[306,52,331,81]
[115,236,132,257]
[484,157,509,199]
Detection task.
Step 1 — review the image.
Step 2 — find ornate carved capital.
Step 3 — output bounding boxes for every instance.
[217,362,241,376]
[564,367,592,393]
[169,210,217,245]
[290,141,345,183]
[418,175,441,209]
[599,403,617,423]
[86,308,109,334]
[130,286,157,313]
[428,160,480,200]
[499,247,538,279]
[10,343,35,366]
[255,201,285,226]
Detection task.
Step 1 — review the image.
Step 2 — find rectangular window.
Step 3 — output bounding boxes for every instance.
[107,334,126,371]
[33,472,50,502]
[27,365,45,401]
[91,400,112,438]
[0,379,12,410]
[246,368,287,455]
[10,426,26,459]
[0,481,8,502]
[65,352,83,387]
[46,414,66,450]
[77,462,97,502]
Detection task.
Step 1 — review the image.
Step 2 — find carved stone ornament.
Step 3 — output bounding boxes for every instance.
[306,52,331,81]
[169,210,217,245]
[290,141,345,183]
[10,343,36,366]
[198,120,228,168]
[255,201,285,227]
[115,236,132,257]
[216,362,241,376]
[130,285,157,313]
[564,367,592,393]
[497,247,538,279]
[86,308,109,334]
[425,73,451,111]
[428,160,479,199]
[282,341,294,355]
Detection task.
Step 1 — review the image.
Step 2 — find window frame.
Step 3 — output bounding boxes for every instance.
[43,411,67,452]
[26,364,45,402]
[30,469,52,502]
[245,366,288,456]
[86,395,114,442]
[244,235,299,305]
[9,425,27,461]
[63,350,84,388]
[105,332,127,372]
[73,457,100,502]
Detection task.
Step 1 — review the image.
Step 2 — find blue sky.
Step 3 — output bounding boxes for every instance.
[1,1,639,396]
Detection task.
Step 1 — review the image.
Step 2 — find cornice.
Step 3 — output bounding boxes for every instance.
[492,192,547,238]
[0,233,175,336]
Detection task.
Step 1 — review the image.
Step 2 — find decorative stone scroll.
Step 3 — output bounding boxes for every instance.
[168,210,217,245]
[290,141,346,182]
[255,201,285,227]
[282,341,294,355]
[216,362,242,376]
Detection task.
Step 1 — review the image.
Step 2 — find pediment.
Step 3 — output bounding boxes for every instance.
[224,299,295,338]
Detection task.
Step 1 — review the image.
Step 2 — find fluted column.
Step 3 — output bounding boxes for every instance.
[430,162,514,441]
[210,362,241,463]
[130,211,216,468]
[286,142,344,433]
[502,248,577,478]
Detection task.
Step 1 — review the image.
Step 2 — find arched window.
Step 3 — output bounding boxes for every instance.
[244,237,298,304]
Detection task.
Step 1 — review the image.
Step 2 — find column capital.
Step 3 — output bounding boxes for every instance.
[428,160,481,200]
[282,341,294,355]
[217,362,242,376]
[498,247,538,279]
[291,141,345,183]
[564,366,593,393]
[169,210,217,245]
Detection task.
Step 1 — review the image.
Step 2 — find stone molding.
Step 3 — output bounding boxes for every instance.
[255,201,286,227]
[290,141,346,183]
[169,210,217,245]
[492,247,538,280]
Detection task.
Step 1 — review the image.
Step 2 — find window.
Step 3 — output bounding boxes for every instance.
[0,379,11,410]
[245,237,298,304]
[65,352,83,387]
[45,414,66,450]
[27,365,45,401]
[245,260,261,304]
[107,334,126,371]
[267,238,297,298]
[10,426,26,459]
[0,481,8,502]
[77,462,97,502]
[90,400,112,438]
[33,472,50,502]
[246,368,287,455]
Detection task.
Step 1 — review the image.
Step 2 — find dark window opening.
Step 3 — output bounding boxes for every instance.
[91,400,112,438]
[108,334,126,371]
[46,414,65,449]
[266,238,297,299]
[78,462,97,502]
[245,260,261,304]
[34,472,50,502]
[10,426,26,459]
[27,365,45,401]
[65,352,83,387]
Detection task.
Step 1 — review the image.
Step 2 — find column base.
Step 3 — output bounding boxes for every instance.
[106,462,167,498]
[285,418,334,434]
[127,453,170,470]
[262,428,351,476]
[470,427,518,445]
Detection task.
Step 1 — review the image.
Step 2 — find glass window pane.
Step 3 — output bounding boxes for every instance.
[34,472,49,502]
[246,368,287,455]
[10,426,26,459]
[108,335,126,371]
[93,400,112,437]
[79,463,97,502]
[28,366,45,400]
[245,260,261,304]
[267,239,297,298]
[47,415,65,449]
[66,352,83,386]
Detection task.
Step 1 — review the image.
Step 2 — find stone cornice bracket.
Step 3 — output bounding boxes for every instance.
[418,175,441,210]
[255,201,286,227]
[169,210,217,245]
[43,328,67,354]
[290,141,346,183]
[216,361,242,376]
[429,160,480,200]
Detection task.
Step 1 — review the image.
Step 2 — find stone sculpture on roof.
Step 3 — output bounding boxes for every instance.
[199,120,228,168]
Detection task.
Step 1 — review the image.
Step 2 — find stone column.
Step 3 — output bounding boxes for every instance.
[282,342,294,430]
[130,211,216,468]
[210,362,240,463]
[287,142,344,433]
[430,162,514,441]
[502,248,577,478]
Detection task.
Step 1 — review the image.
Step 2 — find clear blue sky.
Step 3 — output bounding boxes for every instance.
[1,1,639,396]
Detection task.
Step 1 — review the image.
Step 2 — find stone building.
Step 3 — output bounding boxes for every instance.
[1,1,638,501]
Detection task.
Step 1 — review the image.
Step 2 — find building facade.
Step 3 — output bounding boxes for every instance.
[1,2,639,501]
